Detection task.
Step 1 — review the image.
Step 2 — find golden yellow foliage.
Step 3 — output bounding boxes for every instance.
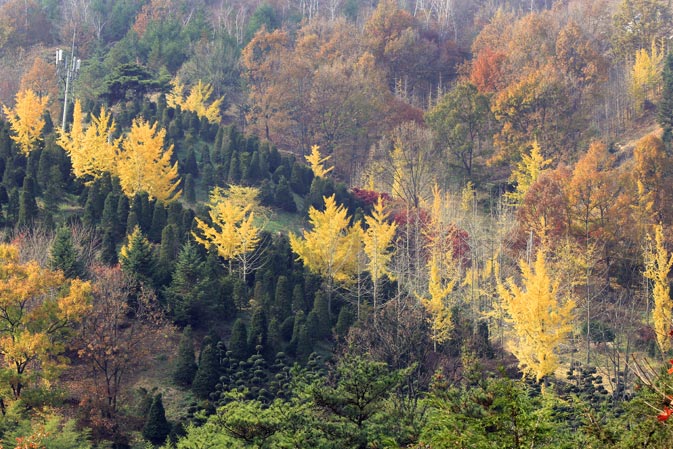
[643,223,673,353]
[497,249,575,381]
[0,242,91,398]
[167,78,223,123]
[57,99,119,181]
[630,40,664,111]
[193,185,263,276]
[2,88,48,155]
[305,145,333,179]
[421,252,457,346]
[117,119,181,202]
[289,194,361,283]
[505,141,552,206]
[362,197,397,284]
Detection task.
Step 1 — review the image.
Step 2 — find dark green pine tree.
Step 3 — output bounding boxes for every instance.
[289,161,308,195]
[158,224,179,274]
[312,291,331,338]
[100,229,118,265]
[164,241,205,326]
[17,175,38,227]
[49,226,83,279]
[6,188,19,225]
[292,284,306,313]
[268,146,281,172]
[659,51,673,149]
[273,275,292,321]
[142,393,171,445]
[247,151,261,183]
[248,306,268,353]
[116,194,130,236]
[192,343,220,399]
[227,153,240,183]
[289,310,305,356]
[183,147,198,177]
[166,201,182,227]
[295,325,312,363]
[130,192,151,233]
[266,318,282,361]
[173,326,198,387]
[149,201,167,243]
[119,225,156,287]
[306,310,321,340]
[101,192,119,237]
[229,318,249,360]
[274,176,296,212]
[335,306,354,340]
[183,174,196,204]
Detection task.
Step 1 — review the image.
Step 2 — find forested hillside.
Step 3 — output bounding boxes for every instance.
[2,0,673,447]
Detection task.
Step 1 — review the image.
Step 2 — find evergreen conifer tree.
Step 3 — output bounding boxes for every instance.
[248,306,268,352]
[192,343,220,399]
[142,394,171,445]
[184,174,196,203]
[119,225,156,286]
[164,240,205,326]
[229,318,249,360]
[49,226,83,279]
[227,153,240,183]
[149,201,167,243]
[292,284,306,313]
[6,188,18,225]
[335,306,354,339]
[274,176,296,212]
[273,275,292,321]
[101,192,119,238]
[295,325,312,363]
[312,291,331,337]
[17,175,38,227]
[266,318,282,360]
[100,229,118,265]
[183,148,198,176]
[116,194,129,235]
[173,326,198,387]
[306,310,321,340]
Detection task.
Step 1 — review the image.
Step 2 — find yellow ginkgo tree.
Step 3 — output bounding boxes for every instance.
[305,145,333,178]
[363,196,397,315]
[116,118,181,203]
[57,99,119,181]
[167,79,223,124]
[290,194,361,314]
[419,185,460,350]
[505,141,552,206]
[193,185,264,280]
[497,249,575,381]
[643,223,673,354]
[2,89,49,155]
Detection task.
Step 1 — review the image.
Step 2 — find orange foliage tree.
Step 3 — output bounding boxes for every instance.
[0,242,91,399]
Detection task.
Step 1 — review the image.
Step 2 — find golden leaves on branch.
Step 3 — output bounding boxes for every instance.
[2,88,48,155]
[0,241,92,398]
[58,104,181,203]
[192,185,263,276]
[497,249,575,381]
[117,118,181,202]
[167,78,223,124]
[643,224,673,354]
[57,99,119,181]
[289,194,361,283]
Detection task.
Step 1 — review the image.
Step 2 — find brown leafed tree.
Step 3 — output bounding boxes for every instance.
[76,265,168,421]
